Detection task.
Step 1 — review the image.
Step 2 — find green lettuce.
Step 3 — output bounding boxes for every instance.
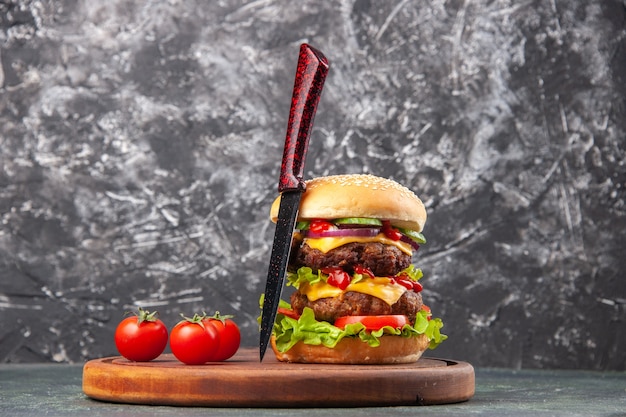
[261,298,447,353]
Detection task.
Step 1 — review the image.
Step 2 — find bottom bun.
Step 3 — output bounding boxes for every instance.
[271,334,430,364]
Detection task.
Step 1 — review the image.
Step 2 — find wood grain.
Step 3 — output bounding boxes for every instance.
[82,348,474,407]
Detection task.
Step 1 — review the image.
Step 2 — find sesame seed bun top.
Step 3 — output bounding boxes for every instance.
[270,174,427,232]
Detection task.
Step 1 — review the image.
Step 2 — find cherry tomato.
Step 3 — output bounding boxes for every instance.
[170,313,220,365]
[322,267,351,290]
[114,308,168,362]
[203,312,241,361]
[309,219,335,233]
[278,306,301,320]
[334,315,409,331]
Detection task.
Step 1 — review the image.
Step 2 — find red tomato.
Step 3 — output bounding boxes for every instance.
[382,220,403,241]
[203,312,241,361]
[278,306,301,320]
[334,315,409,331]
[114,308,168,362]
[309,219,335,233]
[170,313,220,365]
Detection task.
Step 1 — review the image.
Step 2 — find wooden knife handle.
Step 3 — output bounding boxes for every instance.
[278,44,329,192]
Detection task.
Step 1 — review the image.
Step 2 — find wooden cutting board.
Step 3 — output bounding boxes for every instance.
[83,348,474,407]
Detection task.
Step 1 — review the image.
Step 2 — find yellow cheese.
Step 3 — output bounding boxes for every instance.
[348,278,407,305]
[304,233,413,256]
[301,277,407,306]
[300,282,343,301]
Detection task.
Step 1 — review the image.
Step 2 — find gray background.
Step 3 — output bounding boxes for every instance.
[1,0,624,370]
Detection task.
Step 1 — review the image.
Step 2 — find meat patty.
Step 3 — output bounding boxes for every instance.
[290,290,423,325]
[291,242,411,277]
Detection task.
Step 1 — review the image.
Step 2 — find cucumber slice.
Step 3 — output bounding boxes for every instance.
[397,227,426,244]
[333,217,383,227]
[295,221,310,230]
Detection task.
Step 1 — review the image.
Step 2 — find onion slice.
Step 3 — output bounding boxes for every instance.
[304,227,380,239]
[400,234,420,251]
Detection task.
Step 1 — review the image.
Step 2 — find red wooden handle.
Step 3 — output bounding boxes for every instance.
[278,44,329,192]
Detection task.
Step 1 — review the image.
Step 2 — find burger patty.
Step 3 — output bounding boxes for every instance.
[291,242,411,277]
[290,290,423,325]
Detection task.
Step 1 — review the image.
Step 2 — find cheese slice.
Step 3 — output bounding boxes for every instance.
[304,233,413,256]
[300,277,407,306]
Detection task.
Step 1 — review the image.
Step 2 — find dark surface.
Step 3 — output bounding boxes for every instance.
[1,1,625,370]
[1,362,625,416]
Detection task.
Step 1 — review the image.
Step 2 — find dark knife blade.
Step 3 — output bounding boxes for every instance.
[260,44,329,361]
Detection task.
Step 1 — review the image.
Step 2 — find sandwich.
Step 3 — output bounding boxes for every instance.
[265,174,446,364]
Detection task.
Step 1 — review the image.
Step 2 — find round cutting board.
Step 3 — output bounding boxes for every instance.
[83,348,474,407]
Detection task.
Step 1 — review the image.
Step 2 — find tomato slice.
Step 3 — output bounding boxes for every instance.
[309,219,335,233]
[382,220,403,241]
[278,307,300,320]
[334,315,408,331]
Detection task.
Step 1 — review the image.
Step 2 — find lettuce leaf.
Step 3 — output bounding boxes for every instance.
[401,264,424,282]
[267,301,447,353]
[286,267,324,288]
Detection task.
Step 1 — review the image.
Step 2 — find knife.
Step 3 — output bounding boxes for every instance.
[259,44,329,361]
